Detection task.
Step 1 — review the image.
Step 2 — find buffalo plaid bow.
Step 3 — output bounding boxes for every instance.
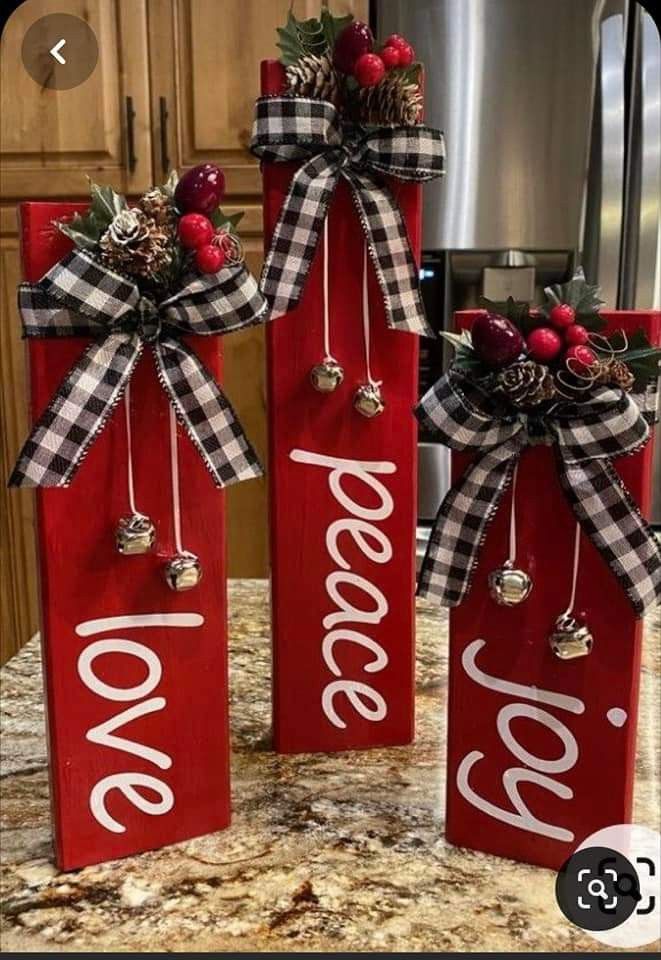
[9,249,268,489]
[416,371,661,617]
[251,96,445,336]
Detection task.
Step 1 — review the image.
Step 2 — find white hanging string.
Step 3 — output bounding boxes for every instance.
[506,461,519,565]
[168,405,186,556]
[362,245,381,388]
[124,381,141,517]
[322,215,334,361]
[560,521,582,619]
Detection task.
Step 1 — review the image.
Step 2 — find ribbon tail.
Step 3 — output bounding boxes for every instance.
[345,169,433,338]
[154,338,263,488]
[260,154,341,317]
[8,333,142,488]
[418,442,522,604]
[558,455,661,617]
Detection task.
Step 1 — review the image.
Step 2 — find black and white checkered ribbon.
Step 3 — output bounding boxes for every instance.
[9,248,268,489]
[416,371,661,617]
[251,96,445,336]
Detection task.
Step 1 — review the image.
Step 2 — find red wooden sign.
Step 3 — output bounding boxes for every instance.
[445,309,660,869]
[260,61,420,753]
[20,203,230,871]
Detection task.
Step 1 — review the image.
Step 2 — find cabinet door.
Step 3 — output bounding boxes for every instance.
[1,0,152,198]
[0,208,39,665]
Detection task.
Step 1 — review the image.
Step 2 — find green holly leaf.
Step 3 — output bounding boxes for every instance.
[277,11,325,65]
[55,209,105,250]
[320,8,353,49]
[543,267,605,319]
[210,207,244,233]
[88,179,126,226]
[478,296,541,335]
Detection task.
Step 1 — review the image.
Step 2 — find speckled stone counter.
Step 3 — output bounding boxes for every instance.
[1,580,659,953]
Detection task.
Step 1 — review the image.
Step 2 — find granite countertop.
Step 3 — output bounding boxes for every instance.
[1,580,658,953]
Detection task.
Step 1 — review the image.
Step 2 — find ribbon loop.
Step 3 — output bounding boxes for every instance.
[417,371,661,617]
[250,95,445,335]
[10,248,268,490]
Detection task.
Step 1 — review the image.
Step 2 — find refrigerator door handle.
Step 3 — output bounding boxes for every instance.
[596,13,626,308]
[635,11,661,308]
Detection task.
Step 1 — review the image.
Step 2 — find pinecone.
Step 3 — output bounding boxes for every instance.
[596,358,635,392]
[286,54,340,106]
[139,189,176,233]
[99,209,171,278]
[358,73,423,126]
[498,361,556,406]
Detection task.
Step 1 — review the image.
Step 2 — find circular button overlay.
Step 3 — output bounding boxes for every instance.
[21,14,98,91]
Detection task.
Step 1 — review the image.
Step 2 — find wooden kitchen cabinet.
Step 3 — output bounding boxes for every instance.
[0,0,367,661]
[1,0,152,198]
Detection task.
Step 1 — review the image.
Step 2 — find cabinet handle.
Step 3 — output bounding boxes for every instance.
[159,97,170,175]
[125,96,137,174]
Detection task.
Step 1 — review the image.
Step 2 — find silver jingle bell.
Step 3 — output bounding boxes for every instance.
[310,357,344,393]
[116,514,156,556]
[353,382,384,418]
[549,615,594,660]
[488,562,533,606]
[165,553,202,592]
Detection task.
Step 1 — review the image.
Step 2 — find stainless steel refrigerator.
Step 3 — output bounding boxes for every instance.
[375,0,661,526]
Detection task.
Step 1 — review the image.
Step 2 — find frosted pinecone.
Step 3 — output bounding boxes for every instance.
[286,53,340,105]
[596,358,635,392]
[498,360,556,406]
[358,73,423,126]
[139,189,176,232]
[99,208,171,278]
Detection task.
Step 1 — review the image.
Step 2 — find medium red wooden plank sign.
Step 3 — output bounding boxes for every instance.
[260,61,422,753]
[19,203,230,870]
[445,309,659,869]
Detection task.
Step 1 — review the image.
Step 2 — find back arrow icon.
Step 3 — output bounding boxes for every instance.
[49,39,66,64]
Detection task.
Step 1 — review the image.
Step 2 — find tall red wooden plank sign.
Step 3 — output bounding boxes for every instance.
[20,203,230,870]
[260,61,421,753]
[445,308,659,869]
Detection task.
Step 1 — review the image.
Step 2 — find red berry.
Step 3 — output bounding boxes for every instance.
[565,344,598,371]
[380,45,401,69]
[549,303,576,329]
[564,324,589,346]
[195,243,225,274]
[397,41,415,66]
[472,312,524,368]
[174,163,225,216]
[178,213,214,250]
[526,326,563,362]
[354,52,386,87]
[384,34,409,52]
[333,21,374,74]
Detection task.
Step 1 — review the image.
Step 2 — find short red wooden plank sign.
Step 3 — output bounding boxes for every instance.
[20,203,230,871]
[445,308,659,869]
[260,61,420,753]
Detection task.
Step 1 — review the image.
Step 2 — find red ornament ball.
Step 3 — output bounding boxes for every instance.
[178,213,214,250]
[564,324,589,346]
[380,45,401,69]
[565,344,598,371]
[549,303,576,329]
[174,163,225,216]
[397,41,415,66]
[195,243,226,274]
[526,326,563,362]
[354,52,386,87]
[333,21,374,74]
[384,34,409,52]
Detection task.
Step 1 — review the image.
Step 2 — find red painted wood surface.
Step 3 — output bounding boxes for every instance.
[261,61,421,753]
[445,309,660,869]
[20,203,230,870]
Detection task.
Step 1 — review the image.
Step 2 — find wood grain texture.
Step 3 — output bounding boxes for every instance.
[1,0,152,197]
[0,208,39,665]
